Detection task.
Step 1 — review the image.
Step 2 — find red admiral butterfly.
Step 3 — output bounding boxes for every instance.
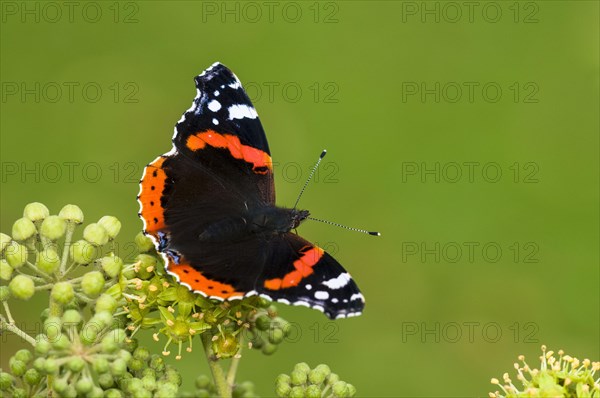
[137,63,370,319]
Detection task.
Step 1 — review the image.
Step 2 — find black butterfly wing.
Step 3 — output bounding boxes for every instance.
[138,63,274,299]
[257,233,365,319]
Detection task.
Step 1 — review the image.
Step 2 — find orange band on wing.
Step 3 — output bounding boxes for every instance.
[168,262,244,299]
[264,246,324,290]
[139,156,167,234]
[186,130,272,174]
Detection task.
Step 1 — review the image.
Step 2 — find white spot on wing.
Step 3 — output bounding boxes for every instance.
[214,90,220,96]
[229,80,241,90]
[322,273,351,290]
[332,298,339,303]
[350,293,365,302]
[314,291,329,300]
[228,104,258,120]
[208,100,222,112]
[305,284,312,290]
[212,118,219,125]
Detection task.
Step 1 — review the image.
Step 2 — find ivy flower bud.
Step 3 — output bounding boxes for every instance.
[290,370,308,386]
[306,384,322,398]
[310,364,331,384]
[51,281,74,304]
[62,309,82,325]
[255,314,271,331]
[0,259,13,280]
[135,232,154,252]
[44,358,58,374]
[0,233,11,252]
[83,223,109,246]
[268,327,285,344]
[105,389,124,398]
[327,373,340,385]
[51,383,67,397]
[289,386,305,398]
[70,239,98,264]
[68,357,86,373]
[36,247,60,274]
[294,363,311,376]
[134,347,151,362]
[14,349,33,364]
[0,372,14,391]
[0,286,10,301]
[275,381,291,397]
[81,271,105,297]
[111,359,128,377]
[195,375,211,389]
[43,317,62,340]
[23,368,41,386]
[276,374,291,386]
[9,358,27,376]
[91,311,113,329]
[155,383,178,397]
[141,375,157,392]
[98,216,121,239]
[88,387,105,398]
[308,368,327,385]
[5,242,28,268]
[93,357,110,374]
[103,329,126,353]
[9,274,35,300]
[262,342,278,355]
[32,357,46,372]
[40,215,67,240]
[99,255,123,278]
[58,204,84,224]
[346,384,357,396]
[332,381,349,397]
[75,377,93,394]
[12,218,36,241]
[128,358,145,372]
[95,293,118,313]
[52,334,71,351]
[35,336,52,355]
[23,202,49,222]
[98,373,115,389]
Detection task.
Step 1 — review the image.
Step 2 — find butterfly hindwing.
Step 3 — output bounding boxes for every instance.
[257,234,365,319]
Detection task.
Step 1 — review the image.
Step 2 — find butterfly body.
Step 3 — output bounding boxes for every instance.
[137,62,365,319]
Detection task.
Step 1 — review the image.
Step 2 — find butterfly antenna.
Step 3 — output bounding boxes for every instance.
[293,149,327,209]
[307,216,381,236]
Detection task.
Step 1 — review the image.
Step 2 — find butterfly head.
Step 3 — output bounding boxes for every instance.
[290,209,310,230]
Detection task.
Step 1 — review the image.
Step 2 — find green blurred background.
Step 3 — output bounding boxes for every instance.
[1,1,598,396]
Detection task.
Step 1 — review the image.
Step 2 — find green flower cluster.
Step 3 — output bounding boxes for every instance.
[246,304,293,356]
[490,345,600,398]
[1,202,359,398]
[275,363,356,398]
[0,203,185,397]
[103,341,183,398]
[1,202,122,304]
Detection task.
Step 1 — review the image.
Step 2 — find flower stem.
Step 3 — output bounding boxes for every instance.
[201,332,231,398]
[0,314,36,346]
[60,222,75,275]
[227,341,242,388]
